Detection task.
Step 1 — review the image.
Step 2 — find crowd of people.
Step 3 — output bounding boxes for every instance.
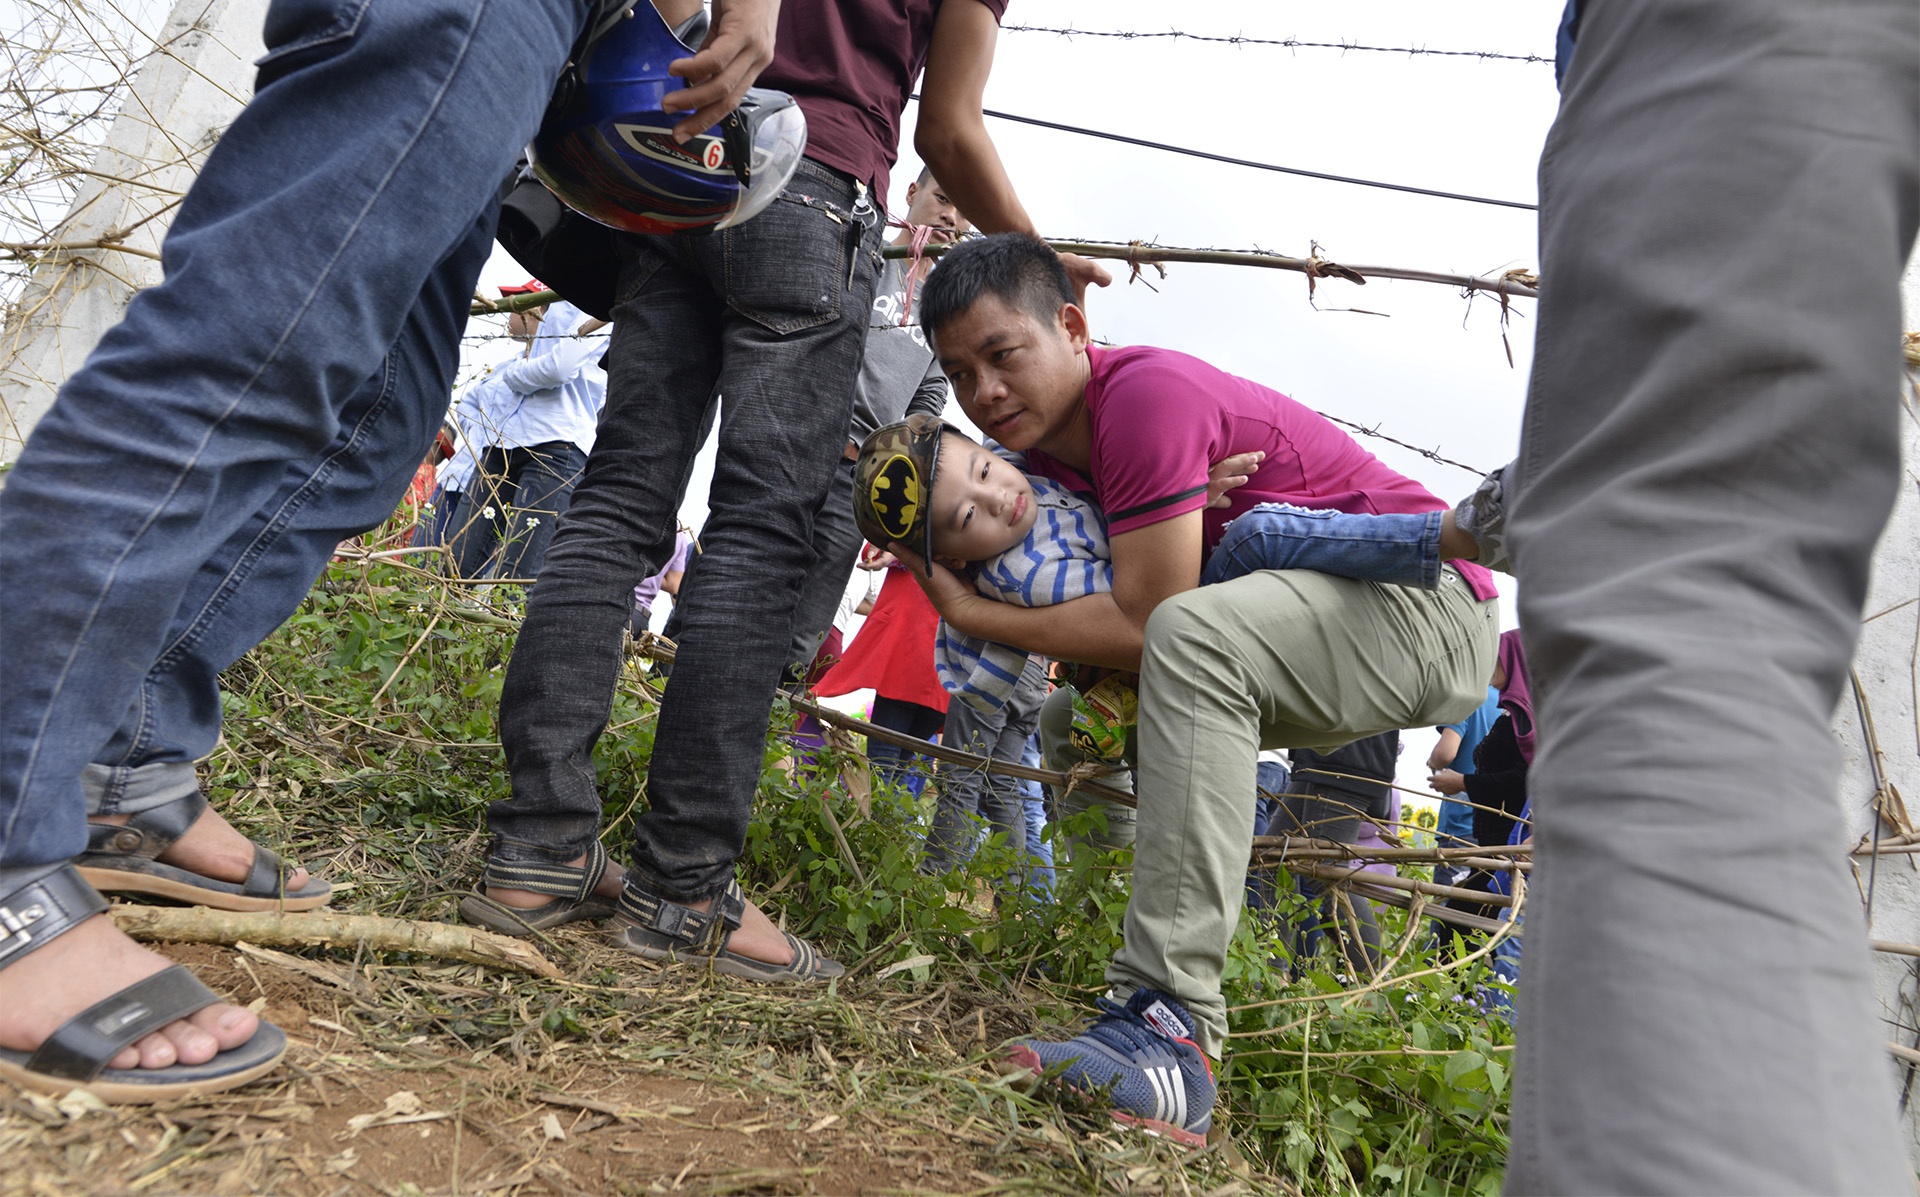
[1,0,1915,1190]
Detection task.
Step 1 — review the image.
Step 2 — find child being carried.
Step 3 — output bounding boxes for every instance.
[851,414,1472,726]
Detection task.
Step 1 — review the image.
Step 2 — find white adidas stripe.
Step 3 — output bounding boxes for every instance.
[1143,1065,1184,1127]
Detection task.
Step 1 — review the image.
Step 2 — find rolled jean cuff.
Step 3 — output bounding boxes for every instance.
[488,832,603,870]
[81,760,201,818]
[619,861,730,906]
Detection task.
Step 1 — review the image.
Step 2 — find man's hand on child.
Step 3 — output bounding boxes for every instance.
[1207,451,1263,509]
[857,544,897,571]
[890,544,980,623]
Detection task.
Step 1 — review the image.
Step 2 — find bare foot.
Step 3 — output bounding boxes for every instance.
[486,852,626,909]
[93,805,310,893]
[0,914,258,1070]
[1438,512,1481,562]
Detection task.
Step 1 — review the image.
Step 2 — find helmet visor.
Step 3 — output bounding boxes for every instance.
[717,89,808,229]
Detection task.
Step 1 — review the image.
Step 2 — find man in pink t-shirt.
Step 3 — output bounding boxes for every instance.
[903,233,1500,1145]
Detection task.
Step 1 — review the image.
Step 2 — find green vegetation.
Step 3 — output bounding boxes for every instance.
[205,556,1516,1194]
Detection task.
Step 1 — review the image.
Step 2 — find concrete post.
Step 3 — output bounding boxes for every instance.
[1842,249,1920,1145]
[0,0,266,463]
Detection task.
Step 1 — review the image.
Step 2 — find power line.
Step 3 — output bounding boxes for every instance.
[928,99,1538,211]
[1003,24,1554,65]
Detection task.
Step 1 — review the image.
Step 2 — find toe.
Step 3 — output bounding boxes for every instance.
[135,1031,179,1070]
[189,1002,259,1052]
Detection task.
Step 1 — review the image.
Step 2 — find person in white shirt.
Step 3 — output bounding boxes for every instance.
[451,294,608,581]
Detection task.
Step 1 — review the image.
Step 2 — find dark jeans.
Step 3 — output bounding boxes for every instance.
[449,441,587,581]
[490,158,882,899]
[923,657,1049,886]
[0,0,588,871]
[786,455,863,670]
[665,452,859,676]
[1264,782,1381,976]
[867,697,945,795]
[413,485,464,553]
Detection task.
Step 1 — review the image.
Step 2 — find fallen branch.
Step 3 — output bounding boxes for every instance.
[1278,858,1517,911]
[110,905,563,979]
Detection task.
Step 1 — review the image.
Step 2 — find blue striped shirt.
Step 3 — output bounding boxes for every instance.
[936,474,1111,711]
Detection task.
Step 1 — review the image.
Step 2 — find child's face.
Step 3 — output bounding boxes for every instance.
[929,436,1040,567]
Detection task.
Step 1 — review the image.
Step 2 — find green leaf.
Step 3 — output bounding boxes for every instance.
[1444,1049,1487,1087]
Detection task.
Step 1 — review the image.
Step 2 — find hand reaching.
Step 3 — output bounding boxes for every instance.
[1207,451,1264,509]
[664,0,780,142]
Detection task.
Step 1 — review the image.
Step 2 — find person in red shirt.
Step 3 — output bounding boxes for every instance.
[814,546,949,794]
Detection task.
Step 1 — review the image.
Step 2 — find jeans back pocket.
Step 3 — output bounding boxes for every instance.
[721,191,852,335]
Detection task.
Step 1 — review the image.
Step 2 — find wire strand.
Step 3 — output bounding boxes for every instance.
[911,97,1539,211]
[1002,24,1554,65]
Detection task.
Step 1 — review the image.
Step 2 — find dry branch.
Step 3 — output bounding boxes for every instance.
[1277,858,1517,911]
[463,239,1539,319]
[883,237,1541,300]
[110,904,563,978]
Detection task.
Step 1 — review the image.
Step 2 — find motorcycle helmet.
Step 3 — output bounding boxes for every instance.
[531,3,807,235]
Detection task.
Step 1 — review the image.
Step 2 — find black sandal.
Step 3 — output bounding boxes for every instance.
[0,866,286,1102]
[75,790,331,912]
[609,877,844,983]
[457,842,617,937]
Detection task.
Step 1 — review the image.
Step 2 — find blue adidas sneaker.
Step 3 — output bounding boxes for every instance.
[1006,989,1216,1147]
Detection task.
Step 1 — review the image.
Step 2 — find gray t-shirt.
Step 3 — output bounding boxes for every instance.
[848,257,948,443]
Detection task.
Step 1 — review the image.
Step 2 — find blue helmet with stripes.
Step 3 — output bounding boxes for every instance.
[531,4,806,236]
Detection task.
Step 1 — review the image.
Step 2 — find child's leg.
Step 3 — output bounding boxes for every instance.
[1202,503,1443,589]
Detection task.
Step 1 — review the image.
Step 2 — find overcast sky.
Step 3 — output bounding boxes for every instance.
[466,0,1568,798]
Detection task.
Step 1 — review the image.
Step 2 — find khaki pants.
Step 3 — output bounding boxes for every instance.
[1107,567,1496,1055]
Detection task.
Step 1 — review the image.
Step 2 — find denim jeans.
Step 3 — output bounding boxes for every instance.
[1020,738,1055,904]
[414,485,465,555]
[449,441,588,581]
[490,158,883,899]
[1199,503,1443,590]
[0,0,588,872]
[786,455,863,670]
[1246,759,1290,911]
[924,655,1049,890]
[865,697,945,798]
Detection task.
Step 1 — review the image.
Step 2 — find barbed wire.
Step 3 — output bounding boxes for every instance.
[1002,24,1555,65]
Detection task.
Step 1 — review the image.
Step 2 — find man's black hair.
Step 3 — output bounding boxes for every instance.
[914,163,935,187]
[919,233,1075,350]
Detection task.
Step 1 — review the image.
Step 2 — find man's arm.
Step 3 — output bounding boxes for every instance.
[659,569,685,598]
[915,1,1110,298]
[909,509,1204,671]
[493,334,605,396]
[904,360,949,420]
[1428,727,1464,773]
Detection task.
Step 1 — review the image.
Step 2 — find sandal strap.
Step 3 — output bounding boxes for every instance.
[480,842,608,904]
[83,790,210,864]
[242,844,287,896]
[26,964,222,1081]
[616,877,745,953]
[0,866,108,967]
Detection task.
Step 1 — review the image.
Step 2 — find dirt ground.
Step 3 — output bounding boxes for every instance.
[4,938,1251,1197]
